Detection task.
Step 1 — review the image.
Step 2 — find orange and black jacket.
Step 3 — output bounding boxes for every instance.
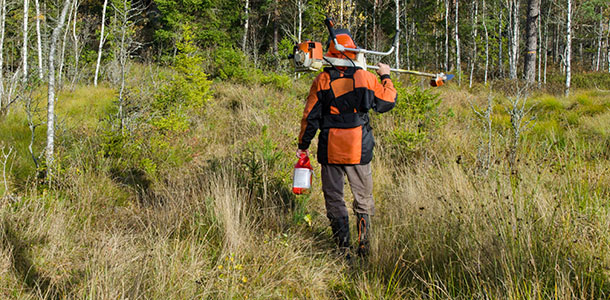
[298,67,397,165]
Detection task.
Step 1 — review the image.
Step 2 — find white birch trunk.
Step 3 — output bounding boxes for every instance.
[58,1,74,88]
[483,0,489,84]
[455,0,461,85]
[565,0,571,96]
[445,0,449,70]
[509,0,519,79]
[46,0,72,177]
[394,0,399,68]
[35,0,42,80]
[537,11,541,84]
[22,0,29,83]
[499,9,503,76]
[469,0,478,88]
[544,21,548,83]
[70,0,79,87]
[242,0,249,51]
[0,0,5,105]
[595,15,602,71]
[94,0,108,86]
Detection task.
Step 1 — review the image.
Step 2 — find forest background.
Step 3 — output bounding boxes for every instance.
[0,0,609,298]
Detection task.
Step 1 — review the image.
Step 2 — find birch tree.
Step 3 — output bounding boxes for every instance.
[455,0,461,85]
[22,0,29,83]
[70,0,79,87]
[35,0,43,80]
[508,0,519,79]
[46,0,72,177]
[595,10,602,71]
[565,0,572,96]
[524,0,540,82]
[94,0,108,86]
[498,8,504,76]
[0,0,6,106]
[58,0,75,88]
[445,0,449,70]
[469,0,478,88]
[394,0,399,68]
[483,0,489,84]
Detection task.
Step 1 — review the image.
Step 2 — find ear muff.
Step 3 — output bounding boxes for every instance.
[326,30,357,59]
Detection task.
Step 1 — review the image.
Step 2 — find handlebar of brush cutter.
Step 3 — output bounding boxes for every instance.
[325,16,398,56]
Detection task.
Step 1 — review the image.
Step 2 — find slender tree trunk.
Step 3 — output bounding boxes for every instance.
[537,11,541,85]
[523,0,539,82]
[509,0,519,79]
[22,0,29,83]
[272,0,278,55]
[242,0,249,51]
[394,0,400,68]
[435,25,439,70]
[296,0,302,42]
[544,17,548,83]
[445,0,449,70]
[46,0,72,178]
[373,1,377,50]
[455,0,461,85]
[35,0,42,80]
[58,1,74,88]
[499,9,504,76]
[607,19,610,73]
[118,0,129,132]
[595,13,602,71]
[483,0,489,84]
[469,0,478,88]
[0,0,6,106]
[565,0,571,96]
[94,0,107,86]
[70,0,79,87]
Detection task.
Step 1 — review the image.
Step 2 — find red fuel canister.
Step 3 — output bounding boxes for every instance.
[292,153,313,194]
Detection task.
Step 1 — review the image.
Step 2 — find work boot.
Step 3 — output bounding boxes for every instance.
[329,216,351,258]
[355,213,371,258]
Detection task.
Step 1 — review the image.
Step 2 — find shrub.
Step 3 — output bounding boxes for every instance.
[210,47,250,82]
[153,25,212,133]
[382,82,445,159]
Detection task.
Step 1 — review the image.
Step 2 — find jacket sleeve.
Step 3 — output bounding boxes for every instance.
[298,75,323,150]
[371,74,397,113]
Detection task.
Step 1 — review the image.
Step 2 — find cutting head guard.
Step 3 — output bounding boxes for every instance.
[326,29,358,59]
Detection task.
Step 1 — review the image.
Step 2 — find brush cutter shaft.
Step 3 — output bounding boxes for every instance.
[344,47,396,56]
[365,65,437,78]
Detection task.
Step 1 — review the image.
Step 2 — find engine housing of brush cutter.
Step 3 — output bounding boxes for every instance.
[292,41,325,72]
[292,41,368,72]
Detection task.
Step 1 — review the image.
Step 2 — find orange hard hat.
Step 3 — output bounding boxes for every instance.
[326,29,357,59]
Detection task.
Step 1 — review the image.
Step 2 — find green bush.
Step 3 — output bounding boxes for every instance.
[260,72,292,91]
[211,47,250,81]
[383,82,445,158]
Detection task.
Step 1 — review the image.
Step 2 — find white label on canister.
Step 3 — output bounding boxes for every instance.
[293,168,312,189]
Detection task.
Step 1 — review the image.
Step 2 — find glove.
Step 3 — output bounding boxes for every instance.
[296,149,308,158]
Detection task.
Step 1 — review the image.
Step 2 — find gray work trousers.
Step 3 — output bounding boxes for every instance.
[321,163,374,219]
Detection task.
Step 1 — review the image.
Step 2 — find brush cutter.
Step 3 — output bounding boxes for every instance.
[290,18,455,87]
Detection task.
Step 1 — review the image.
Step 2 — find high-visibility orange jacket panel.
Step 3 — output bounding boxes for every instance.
[298,67,397,165]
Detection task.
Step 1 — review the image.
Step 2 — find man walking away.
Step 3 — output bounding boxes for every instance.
[296,29,397,258]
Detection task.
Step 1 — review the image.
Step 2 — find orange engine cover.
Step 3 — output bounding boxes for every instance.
[298,41,323,60]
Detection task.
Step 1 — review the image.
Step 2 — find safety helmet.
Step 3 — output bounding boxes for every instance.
[326,29,357,59]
